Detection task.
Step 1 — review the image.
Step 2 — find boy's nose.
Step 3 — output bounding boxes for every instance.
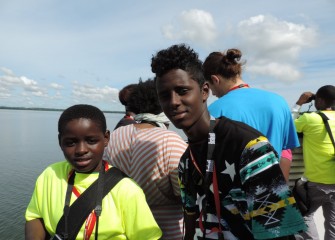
[75,142,88,155]
[171,92,181,106]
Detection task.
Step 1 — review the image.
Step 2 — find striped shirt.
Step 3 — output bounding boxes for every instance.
[104,124,187,240]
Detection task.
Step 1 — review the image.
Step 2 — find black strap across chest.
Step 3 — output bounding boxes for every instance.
[53,166,127,240]
[317,111,335,155]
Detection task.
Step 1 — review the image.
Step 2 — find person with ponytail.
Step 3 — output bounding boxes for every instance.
[203,48,299,182]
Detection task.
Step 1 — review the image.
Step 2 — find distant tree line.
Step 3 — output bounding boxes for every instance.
[0,106,124,114]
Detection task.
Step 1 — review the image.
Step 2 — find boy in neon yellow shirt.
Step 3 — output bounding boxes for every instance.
[25,104,162,240]
[293,85,335,239]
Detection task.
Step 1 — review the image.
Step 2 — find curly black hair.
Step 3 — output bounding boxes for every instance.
[151,44,205,86]
[127,78,162,115]
[58,104,106,135]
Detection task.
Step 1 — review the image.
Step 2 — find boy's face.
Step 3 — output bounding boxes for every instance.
[59,118,110,173]
[156,69,209,130]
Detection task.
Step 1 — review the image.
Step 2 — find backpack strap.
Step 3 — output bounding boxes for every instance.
[317,111,335,155]
[53,167,127,240]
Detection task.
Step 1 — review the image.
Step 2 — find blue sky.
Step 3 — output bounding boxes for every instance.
[1,0,334,111]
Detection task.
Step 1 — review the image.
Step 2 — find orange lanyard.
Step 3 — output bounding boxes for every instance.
[189,119,223,239]
[227,83,250,93]
[190,150,222,236]
[67,161,109,240]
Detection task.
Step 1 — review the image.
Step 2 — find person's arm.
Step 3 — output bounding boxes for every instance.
[292,91,314,119]
[25,219,48,240]
[241,137,306,239]
[279,149,292,183]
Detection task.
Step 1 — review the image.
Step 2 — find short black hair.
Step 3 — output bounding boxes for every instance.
[58,104,107,135]
[151,43,205,86]
[127,78,162,115]
[316,85,335,109]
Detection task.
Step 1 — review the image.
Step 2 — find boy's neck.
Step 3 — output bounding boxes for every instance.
[185,109,211,144]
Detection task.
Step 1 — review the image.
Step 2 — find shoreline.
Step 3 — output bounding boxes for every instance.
[0,106,124,114]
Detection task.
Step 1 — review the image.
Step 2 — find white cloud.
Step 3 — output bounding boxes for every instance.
[162,9,217,45]
[0,66,122,109]
[72,82,119,105]
[21,76,38,88]
[0,68,47,98]
[235,15,318,81]
[238,15,317,60]
[0,67,15,76]
[247,62,301,81]
[50,83,64,90]
[0,92,11,99]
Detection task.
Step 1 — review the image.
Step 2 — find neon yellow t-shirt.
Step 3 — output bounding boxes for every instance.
[25,161,162,239]
[295,111,335,184]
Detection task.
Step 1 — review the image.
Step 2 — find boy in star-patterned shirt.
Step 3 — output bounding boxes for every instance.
[152,43,306,239]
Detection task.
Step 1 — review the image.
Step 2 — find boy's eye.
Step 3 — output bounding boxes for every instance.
[87,138,98,144]
[63,139,76,147]
[176,88,188,95]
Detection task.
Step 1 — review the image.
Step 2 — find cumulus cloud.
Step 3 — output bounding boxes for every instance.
[72,82,119,105]
[0,67,15,76]
[0,67,121,109]
[0,67,47,97]
[162,9,217,45]
[236,15,318,81]
[161,12,317,82]
[247,62,301,81]
[50,83,64,89]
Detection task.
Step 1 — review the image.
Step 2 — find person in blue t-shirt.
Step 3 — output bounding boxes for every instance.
[202,48,299,182]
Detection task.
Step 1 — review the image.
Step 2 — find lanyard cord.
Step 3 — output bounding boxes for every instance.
[190,120,223,240]
[63,162,106,240]
[227,83,250,94]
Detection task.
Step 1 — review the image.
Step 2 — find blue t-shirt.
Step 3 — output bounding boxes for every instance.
[208,88,300,157]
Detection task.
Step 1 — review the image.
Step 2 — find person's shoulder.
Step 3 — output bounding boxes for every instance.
[208,97,230,117]
[156,127,184,137]
[303,110,335,122]
[252,88,286,99]
[216,116,263,138]
[112,123,135,134]
[327,110,335,119]
[113,117,136,131]
[43,161,70,172]
[299,111,319,120]
[148,127,186,141]
[112,174,144,197]
[36,161,71,181]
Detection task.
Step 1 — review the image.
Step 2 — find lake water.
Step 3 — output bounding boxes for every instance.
[0,109,185,239]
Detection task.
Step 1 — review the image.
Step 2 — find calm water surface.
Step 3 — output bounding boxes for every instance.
[0,109,185,239]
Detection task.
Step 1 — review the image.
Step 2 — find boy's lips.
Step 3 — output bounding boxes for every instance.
[171,111,187,120]
[74,158,92,166]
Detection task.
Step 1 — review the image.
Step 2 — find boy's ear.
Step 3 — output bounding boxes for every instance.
[104,130,110,146]
[201,82,210,101]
